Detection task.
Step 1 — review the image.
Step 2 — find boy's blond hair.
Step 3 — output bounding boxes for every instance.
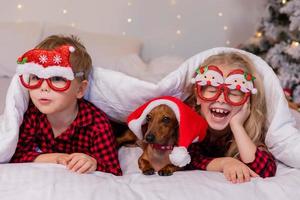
[35,35,92,81]
[189,52,266,157]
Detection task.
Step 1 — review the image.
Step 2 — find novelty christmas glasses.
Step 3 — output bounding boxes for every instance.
[191,65,257,106]
[16,45,84,92]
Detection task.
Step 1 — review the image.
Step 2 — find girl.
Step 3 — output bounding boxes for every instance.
[185,52,276,183]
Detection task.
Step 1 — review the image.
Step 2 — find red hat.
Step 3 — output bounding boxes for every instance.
[16,45,76,80]
[127,96,208,167]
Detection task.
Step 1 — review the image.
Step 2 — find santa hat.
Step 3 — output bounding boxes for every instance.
[226,69,257,94]
[16,45,76,80]
[127,96,208,167]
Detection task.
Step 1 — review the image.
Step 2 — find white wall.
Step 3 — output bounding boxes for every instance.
[0,0,266,60]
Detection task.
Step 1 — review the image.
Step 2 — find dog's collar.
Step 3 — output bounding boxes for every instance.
[151,143,174,151]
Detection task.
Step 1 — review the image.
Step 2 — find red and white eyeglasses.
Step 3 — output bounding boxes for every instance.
[19,72,84,92]
[191,65,257,106]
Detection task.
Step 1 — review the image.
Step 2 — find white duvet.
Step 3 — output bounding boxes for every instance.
[0,47,300,199]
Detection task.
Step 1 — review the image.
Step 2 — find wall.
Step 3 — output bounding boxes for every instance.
[0,0,267,60]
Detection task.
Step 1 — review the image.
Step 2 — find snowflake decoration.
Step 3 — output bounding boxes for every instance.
[53,55,62,64]
[39,55,48,64]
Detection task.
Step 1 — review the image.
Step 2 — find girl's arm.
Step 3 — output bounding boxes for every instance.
[230,101,257,163]
[230,124,257,163]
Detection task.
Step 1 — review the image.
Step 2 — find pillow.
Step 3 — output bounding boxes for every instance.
[42,24,143,69]
[114,54,147,79]
[144,56,185,83]
[0,22,43,77]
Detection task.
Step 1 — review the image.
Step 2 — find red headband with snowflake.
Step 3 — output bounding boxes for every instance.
[16,45,77,80]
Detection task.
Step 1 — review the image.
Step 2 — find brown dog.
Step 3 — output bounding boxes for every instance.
[116,104,181,176]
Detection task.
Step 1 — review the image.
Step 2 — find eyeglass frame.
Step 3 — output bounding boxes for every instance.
[19,72,84,92]
[195,81,251,106]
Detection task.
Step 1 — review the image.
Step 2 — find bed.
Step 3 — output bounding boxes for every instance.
[0,22,300,200]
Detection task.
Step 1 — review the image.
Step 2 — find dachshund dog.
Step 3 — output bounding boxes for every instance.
[116,104,181,176]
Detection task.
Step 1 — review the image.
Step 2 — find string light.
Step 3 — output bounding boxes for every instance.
[170,0,177,6]
[176,14,182,19]
[127,18,132,23]
[122,32,126,36]
[282,0,287,4]
[226,40,231,45]
[218,12,223,17]
[223,26,228,31]
[17,4,23,9]
[176,30,181,35]
[62,9,68,14]
[255,31,262,38]
[127,2,132,6]
[291,41,299,48]
[70,22,76,27]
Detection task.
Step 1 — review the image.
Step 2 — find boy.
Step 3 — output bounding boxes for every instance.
[10,35,122,176]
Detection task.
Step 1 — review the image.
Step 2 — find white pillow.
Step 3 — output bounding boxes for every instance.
[144,56,185,83]
[0,22,43,77]
[114,54,147,79]
[42,24,143,69]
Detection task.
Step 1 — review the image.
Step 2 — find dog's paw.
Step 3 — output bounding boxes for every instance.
[142,168,155,175]
[158,169,173,176]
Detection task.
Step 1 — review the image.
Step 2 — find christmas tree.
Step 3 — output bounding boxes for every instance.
[241,0,300,104]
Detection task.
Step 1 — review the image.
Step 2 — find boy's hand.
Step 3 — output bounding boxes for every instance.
[56,154,70,166]
[66,153,97,174]
[221,157,259,184]
[230,100,250,128]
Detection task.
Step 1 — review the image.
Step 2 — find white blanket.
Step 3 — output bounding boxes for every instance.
[0,148,299,200]
[0,47,300,199]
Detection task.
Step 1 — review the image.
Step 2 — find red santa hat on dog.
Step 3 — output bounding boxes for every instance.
[16,45,76,80]
[127,96,208,167]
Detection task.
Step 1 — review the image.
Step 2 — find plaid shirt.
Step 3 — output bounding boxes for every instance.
[186,142,276,178]
[10,99,122,176]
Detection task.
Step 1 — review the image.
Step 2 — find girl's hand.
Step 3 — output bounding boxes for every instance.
[230,100,250,128]
[66,153,97,174]
[221,157,259,184]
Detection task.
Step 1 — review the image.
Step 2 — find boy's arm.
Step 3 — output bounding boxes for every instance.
[89,114,122,176]
[10,117,42,163]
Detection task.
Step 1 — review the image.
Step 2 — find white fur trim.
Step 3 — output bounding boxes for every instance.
[16,63,74,80]
[169,146,191,167]
[128,99,180,139]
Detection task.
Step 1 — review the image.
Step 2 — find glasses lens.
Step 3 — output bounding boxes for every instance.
[21,74,41,87]
[199,85,220,100]
[48,76,69,89]
[227,89,247,104]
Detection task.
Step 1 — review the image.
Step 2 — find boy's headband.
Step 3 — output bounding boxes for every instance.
[16,45,78,80]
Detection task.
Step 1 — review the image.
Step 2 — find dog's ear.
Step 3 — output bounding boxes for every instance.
[142,123,148,137]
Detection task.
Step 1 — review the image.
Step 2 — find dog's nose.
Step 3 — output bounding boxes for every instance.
[145,133,155,143]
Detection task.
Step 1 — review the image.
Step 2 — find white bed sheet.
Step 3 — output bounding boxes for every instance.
[0,147,299,200]
[0,77,11,114]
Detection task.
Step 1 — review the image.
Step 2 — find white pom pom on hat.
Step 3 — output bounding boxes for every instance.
[69,46,75,52]
[127,96,208,167]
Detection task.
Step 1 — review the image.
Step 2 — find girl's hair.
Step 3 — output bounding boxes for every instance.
[35,35,92,81]
[189,52,266,157]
